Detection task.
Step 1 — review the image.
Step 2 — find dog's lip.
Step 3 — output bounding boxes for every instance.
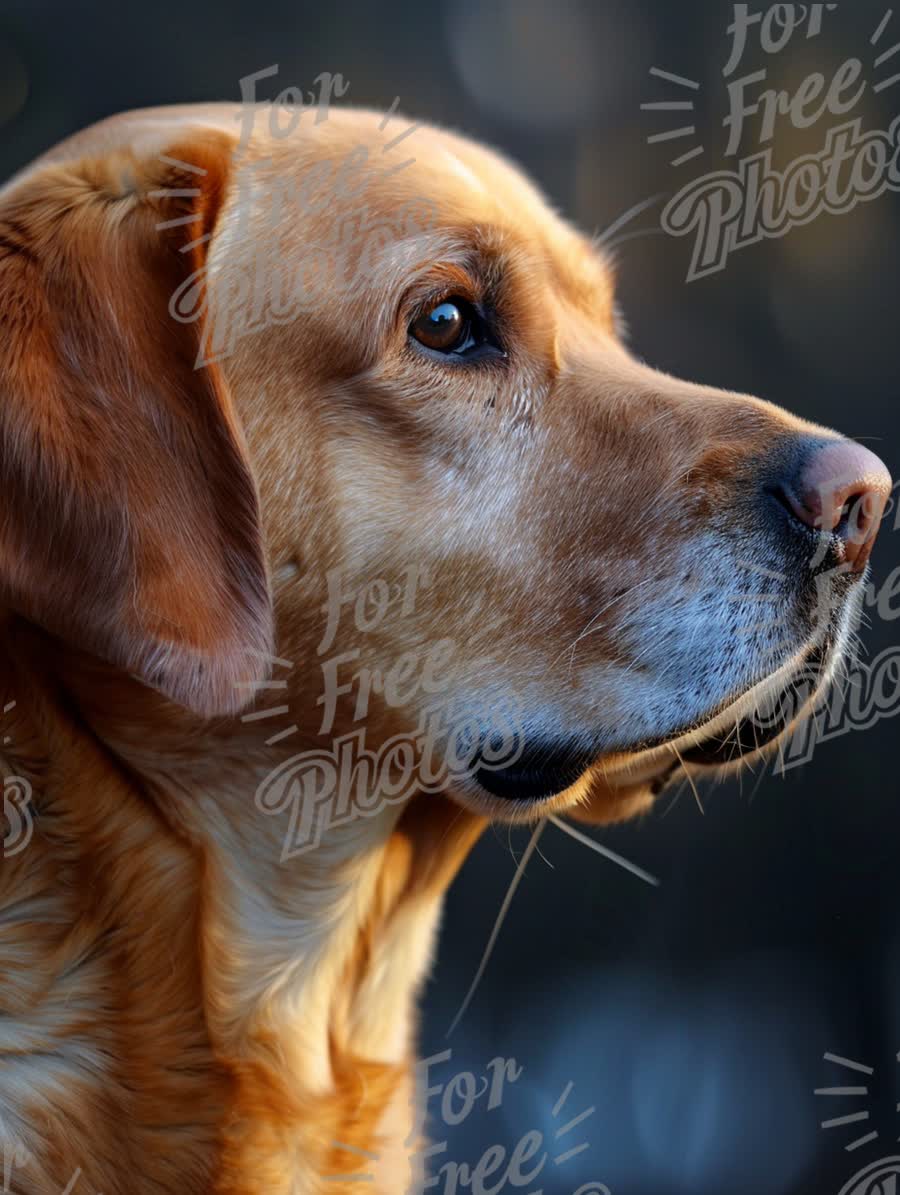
[474,744,594,802]
[476,637,833,803]
[602,637,832,787]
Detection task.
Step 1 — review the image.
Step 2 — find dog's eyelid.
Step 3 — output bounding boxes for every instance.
[406,338,508,368]
[402,277,481,323]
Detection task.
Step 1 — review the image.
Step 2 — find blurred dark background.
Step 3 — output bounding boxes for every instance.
[2,1,899,1191]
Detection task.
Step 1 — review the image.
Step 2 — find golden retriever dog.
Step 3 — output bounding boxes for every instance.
[0,101,891,1193]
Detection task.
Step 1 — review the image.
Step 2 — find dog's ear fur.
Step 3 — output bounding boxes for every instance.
[0,127,272,716]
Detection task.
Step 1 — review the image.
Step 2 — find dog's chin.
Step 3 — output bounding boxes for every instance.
[471,623,848,814]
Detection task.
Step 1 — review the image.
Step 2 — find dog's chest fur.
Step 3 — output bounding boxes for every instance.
[0,664,476,1194]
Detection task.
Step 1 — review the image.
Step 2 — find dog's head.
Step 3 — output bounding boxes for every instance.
[0,105,890,826]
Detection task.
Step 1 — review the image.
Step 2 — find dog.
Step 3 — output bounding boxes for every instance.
[0,102,891,1193]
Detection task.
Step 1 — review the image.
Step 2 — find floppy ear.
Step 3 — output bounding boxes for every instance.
[0,126,272,716]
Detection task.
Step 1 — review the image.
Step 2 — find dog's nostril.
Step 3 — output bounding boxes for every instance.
[774,482,872,532]
[775,438,892,573]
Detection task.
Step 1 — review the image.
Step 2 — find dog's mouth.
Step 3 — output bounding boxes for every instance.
[474,742,597,802]
[474,638,833,803]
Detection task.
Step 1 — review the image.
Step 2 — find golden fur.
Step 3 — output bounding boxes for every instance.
[0,104,888,1192]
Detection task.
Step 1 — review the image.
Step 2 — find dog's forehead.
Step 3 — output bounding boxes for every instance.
[252,108,614,308]
[271,107,546,216]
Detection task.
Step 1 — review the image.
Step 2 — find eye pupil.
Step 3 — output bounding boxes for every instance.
[429,302,461,330]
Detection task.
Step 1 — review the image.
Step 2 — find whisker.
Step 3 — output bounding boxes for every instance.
[748,761,769,803]
[661,778,689,817]
[670,744,704,814]
[548,815,660,886]
[552,577,658,672]
[446,821,546,1037]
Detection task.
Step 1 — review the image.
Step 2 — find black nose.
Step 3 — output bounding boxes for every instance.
[771,438,891,573]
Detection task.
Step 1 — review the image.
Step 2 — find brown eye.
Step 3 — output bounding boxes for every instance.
[410,299,469,352]
[408,296,505,362]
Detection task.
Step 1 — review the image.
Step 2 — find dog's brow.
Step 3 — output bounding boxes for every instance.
[543,235,617,323]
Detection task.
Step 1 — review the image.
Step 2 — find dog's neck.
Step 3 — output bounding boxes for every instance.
[7,626,485,1192]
